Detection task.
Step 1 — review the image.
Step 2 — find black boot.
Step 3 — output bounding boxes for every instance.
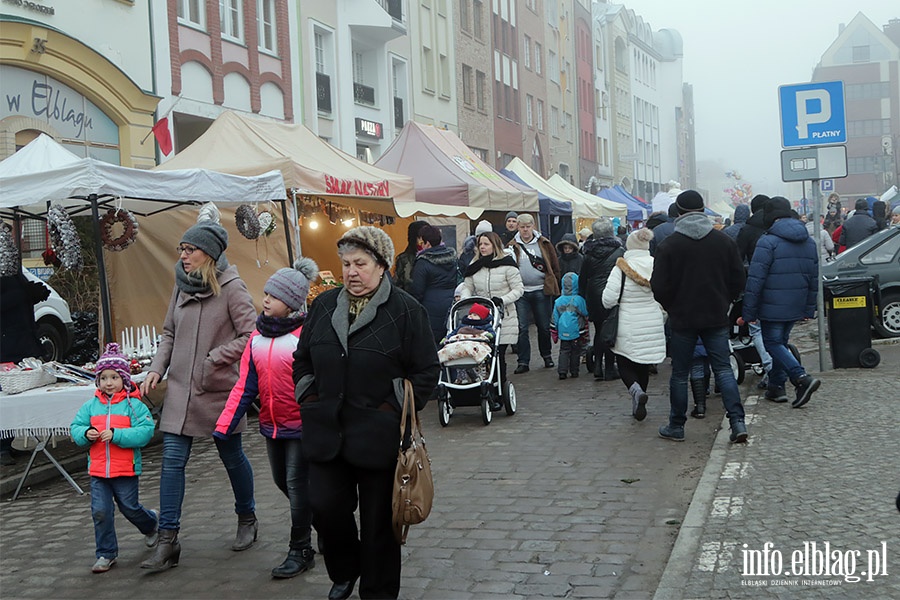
[232,512,258,551]
[272,546,315,579]
[604,351,619,380]
[690,378,706,419]
[141,529,180,572]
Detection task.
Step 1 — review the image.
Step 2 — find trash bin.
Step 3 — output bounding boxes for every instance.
[823,276,881,369]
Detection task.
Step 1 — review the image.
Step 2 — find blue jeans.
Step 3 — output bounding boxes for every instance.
[761,320,805,389]
[91,475,157,559]
[516,290,552,366]
[158,432,254,531]
[668,327,744,427]
[266,437,312,549]
[748,320,773,373]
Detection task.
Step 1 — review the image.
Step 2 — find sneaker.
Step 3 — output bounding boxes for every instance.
[730,421,749,443]
[145,510,159,547]
[792,375,820,408]
[92,557,117,573]
[764,387,788,403]
[543,357,555,368]
[658,424,685,441]
[514,364,529,374]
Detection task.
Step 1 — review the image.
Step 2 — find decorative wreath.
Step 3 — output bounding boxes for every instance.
[235,204,261,240]
[257,210,277,236]
[100,208,139,252]
[0,221,19,277]
[47,204,83,271]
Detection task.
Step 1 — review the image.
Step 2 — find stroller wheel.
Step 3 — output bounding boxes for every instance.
[503,381,517,416]
[730,352,745,385]
[438,398,452,427]
[480,394,493,426]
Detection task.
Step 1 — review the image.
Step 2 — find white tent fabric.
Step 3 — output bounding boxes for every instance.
[545,174,627,219]
[0,134,286,216]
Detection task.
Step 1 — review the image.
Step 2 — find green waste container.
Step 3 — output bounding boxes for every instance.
[823,276,881,369]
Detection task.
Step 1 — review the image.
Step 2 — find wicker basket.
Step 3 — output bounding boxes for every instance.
[0,367,57,395]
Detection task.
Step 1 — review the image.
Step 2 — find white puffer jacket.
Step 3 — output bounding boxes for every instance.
[461,264,524,345]
[601,250,666,364]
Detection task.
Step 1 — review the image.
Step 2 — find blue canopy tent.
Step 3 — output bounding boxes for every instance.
[596,185,652,222]
[500,169,573,244]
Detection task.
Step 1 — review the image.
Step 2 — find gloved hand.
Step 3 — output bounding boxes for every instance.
[491,296,504,308]
[550,330,559,344]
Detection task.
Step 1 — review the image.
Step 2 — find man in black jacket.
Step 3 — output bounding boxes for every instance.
[736,194,770,264]
[651,190,748,443]
[839,198,879,249]
[578,218,624,379]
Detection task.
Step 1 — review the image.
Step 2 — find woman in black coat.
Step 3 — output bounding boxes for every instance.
[409,225,460,344]
[578,219,624,380]
[293,226,439,600]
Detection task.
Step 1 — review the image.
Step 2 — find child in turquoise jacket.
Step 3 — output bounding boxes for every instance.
[551,272,590,379]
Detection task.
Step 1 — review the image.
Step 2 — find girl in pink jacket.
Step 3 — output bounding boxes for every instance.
[216,257,319,579]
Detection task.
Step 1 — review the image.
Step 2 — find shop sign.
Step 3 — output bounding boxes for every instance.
[324,174,390,197]
[355,118,383,139]
[1,0,55,16]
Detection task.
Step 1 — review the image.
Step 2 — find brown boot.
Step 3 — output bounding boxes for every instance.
[141,529,180,572]
[232,512,258,551]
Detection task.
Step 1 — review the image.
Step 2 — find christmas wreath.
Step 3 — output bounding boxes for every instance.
[47,204,83,271]
[235,204,261,240]
[99,208,139,252]
[0,221,19,277]
[257,210,277,236]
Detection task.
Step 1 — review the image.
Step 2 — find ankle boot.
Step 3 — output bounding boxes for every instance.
[629,382,648,421]
[232,512,258,551]
[272,546,316,579]
[141,529,180,571]
[690,378,706,419]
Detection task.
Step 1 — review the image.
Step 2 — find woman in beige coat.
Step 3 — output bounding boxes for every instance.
[139,218,257,571]
[460,232,524,387]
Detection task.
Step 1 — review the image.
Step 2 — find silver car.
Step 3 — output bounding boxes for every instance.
[822,226,900,338]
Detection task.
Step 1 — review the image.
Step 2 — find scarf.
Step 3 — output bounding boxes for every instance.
[347,287,378,325]
[174,255,230,295]
[463,254,517,278]
[256,312,305,338]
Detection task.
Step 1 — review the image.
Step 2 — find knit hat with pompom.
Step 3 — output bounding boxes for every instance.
[264,257,319,312]
[626,227,654,251]
[95,343,133,391]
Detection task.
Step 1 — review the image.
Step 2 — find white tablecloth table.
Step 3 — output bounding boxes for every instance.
[0,383,93,500]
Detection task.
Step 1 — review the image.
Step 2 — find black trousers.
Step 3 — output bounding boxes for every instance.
[616,354,650,391]
[308,456,400,599]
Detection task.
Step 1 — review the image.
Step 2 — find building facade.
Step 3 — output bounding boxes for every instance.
[409,0,458,133]
[517,0,549,177]
[544,0,576,183]
[490,0,523,170]
[455,0,495,162]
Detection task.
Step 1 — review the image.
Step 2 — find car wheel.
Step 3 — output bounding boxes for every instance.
[36,322,64,362]
[874,292,900,338]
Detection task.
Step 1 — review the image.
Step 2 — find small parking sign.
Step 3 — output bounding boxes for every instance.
[779,81,846,148]
[821,179,834,192]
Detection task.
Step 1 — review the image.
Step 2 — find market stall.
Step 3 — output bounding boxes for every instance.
[499,167,573,244]
[596,185,652,222]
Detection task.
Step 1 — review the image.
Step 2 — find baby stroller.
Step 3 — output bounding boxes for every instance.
[728,299,801,385]
[435,296,516,426]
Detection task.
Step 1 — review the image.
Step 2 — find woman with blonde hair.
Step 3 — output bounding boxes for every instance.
[140,215,258,571]
[460,232,524,388]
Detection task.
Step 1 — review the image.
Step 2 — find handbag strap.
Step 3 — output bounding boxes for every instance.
[399,379,423,445]
[616,264,626,303]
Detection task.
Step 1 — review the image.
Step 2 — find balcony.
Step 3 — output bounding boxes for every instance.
[316,72,332,113]
[344,0,406,42]
[394,97,404,128]
[354,83,376,107]
[377,0,402,21]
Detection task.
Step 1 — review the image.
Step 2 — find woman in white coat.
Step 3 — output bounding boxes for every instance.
[602,228,666,421]
[460,232,525,388]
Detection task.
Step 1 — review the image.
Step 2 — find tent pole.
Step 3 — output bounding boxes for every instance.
[280,199,293,265]
[89,194,113,346]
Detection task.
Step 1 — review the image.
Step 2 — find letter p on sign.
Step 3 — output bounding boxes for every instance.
[795,90,830,139]
[779,81,846,148]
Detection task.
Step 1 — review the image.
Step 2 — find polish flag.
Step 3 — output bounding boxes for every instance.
[152,117,173,156]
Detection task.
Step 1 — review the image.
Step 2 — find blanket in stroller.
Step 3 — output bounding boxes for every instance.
[437,333,493,364]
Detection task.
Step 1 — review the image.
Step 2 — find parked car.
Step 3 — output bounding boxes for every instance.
[23,268,75,361]
[822,226,900,338]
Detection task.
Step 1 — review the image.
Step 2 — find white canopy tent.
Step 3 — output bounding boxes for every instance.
[0,134,287,341]
[545,174,627,219]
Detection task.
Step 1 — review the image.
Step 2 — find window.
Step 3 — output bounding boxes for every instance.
[551,106,559,136]
[476,70,486,110]
[353,52,364,83]
[852,45,870,63]
[548,50,558,84]
[460,0,470,33]
[423,47,435,91]
[524,36,531,69]
[564,112,572,140]
[860,234,900,265]
[462,65,474,106]
[846,82,890,100]
[178,0,204,28]
[473,0,483,39]
[220,0,242,40]
[848,119,891,137]
[526,94,533,127]
[534,43,542,75]
[258,0,276,53]
[537,99,543,130]
[315,33,325,72]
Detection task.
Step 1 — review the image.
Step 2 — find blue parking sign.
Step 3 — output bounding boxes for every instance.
[779,81,846,148]
[821,179,834,192]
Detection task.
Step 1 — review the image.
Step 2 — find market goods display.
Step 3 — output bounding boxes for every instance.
[0,221,18,276]
[47,203,83,271]
[99,208,139,252]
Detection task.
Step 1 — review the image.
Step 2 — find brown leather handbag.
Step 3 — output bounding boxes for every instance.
[392,380,434,544]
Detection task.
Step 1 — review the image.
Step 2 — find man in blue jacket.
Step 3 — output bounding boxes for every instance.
[742,197,821,408]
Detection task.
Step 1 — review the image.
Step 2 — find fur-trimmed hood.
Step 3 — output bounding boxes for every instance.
[416,244,457,265]
[616,256,651,288]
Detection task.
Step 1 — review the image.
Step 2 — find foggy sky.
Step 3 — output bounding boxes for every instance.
[628,0,898,198]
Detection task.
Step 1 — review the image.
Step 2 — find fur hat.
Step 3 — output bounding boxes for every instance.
[96,343,132,391]
[181,221,228,261]
[764,196,793,228]
[338,226,395,270]
[475,220,493,235]
[505,211,519,221]
[467,303,490,321]
[626,227,654,251]
[591,218,614,239]
[264,257,319,312]
[556,233,579,253]
[750,194,771,214]
[578,227,591,239]
[675,190,705,215]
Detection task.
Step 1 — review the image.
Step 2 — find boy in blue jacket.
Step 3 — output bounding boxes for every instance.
[71,343,157,573]
[551,272,590,379]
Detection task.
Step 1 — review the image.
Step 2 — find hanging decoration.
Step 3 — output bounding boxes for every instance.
[99,202,139,252]
[257,210,277,236]
[235,204,262,239]
[0,220,19,277]
[47,203,83,271]
[295,195,393,228]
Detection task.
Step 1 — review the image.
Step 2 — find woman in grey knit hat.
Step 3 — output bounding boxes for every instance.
[293,225,439,600]
[140,211,258,571]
